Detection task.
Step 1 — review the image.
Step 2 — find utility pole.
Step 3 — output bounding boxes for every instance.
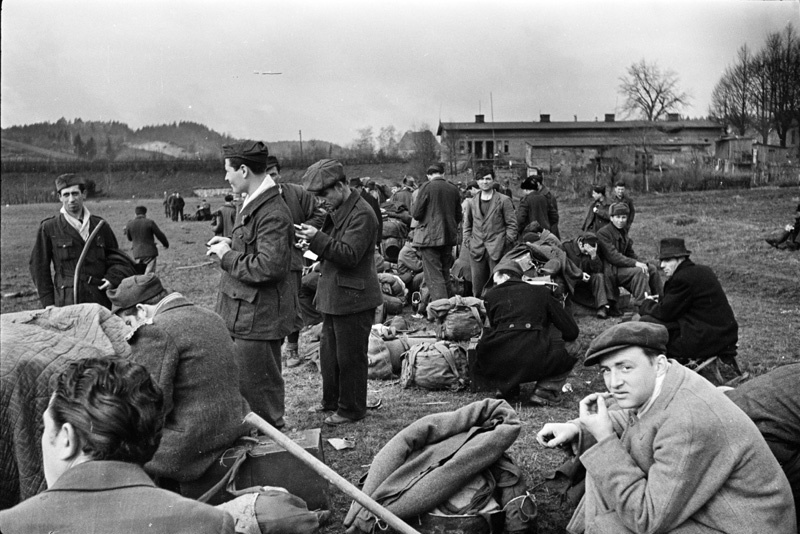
[298,130,304,165]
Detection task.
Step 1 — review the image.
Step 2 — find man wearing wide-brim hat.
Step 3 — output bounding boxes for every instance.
[536,321,796,534]
[638,237,738,364]
[296,159,383,425]
[29,173,136,309]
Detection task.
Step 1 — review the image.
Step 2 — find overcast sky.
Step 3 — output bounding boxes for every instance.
[1,0,798,146]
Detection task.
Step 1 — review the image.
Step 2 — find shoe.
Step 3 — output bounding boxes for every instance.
[495,386,520,401]
[308,404,334,413]
[596,307,608,319]
[529,389,563,407]
[286,355,304,368]
[324,413,360,426]
[607,304,623,317]
[283,343,300,367]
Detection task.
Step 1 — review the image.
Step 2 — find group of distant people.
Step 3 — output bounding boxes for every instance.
[9,151,798,532]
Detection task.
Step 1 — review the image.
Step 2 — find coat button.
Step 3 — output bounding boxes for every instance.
[525,323,531,328]
[509,323,514,328]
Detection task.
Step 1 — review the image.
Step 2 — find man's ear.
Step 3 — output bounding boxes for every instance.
[655,354,669,377]
[56,422,81,461]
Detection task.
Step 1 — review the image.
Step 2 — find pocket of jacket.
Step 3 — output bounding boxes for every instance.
[337,274,365,291]
[52,238,78,260]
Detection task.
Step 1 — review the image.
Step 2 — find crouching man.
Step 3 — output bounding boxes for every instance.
[0,357,234,534]
[107,274,250,489]
[536,322,796,534]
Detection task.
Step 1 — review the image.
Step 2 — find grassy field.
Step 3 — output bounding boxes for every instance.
[2,183,799,533]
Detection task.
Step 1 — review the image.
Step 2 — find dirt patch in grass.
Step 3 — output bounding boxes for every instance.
[2,185,799,533]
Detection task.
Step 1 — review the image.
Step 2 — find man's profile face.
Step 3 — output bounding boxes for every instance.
[316,183,345,211]
[224,159,246,194]
[660,257,682,279]
[614,185,625,197]
[611,214,628,229]
[267,166,281,182]
[599,346,659,410]
[59,185,85,217]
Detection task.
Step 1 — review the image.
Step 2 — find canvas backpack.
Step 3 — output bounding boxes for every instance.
[440,296,484,341]
[400,341,468,390]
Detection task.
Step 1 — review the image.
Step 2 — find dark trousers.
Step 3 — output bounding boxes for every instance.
[609,263,662,305]
[571,273,609,309]
[233,338,284,429]
[320,309,373,420]
[469,253,499,299]
[418,245,454,302]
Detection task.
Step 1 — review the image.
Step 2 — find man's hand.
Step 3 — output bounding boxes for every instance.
[582,272,591,283]
[578,393,615,442]
[593,206,598,213]
[536,422,580,448]
[585,244,598,259]
[98,279,112,291]
[634,261,648,275]
[206,236,232,260]
[295,223,318,242]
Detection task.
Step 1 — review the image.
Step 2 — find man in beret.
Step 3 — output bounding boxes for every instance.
[265,155,326,368]
[597,202,661,314]
[581,185,610,233]
[29,173,136,309]
[536,322,796,534]
[206,141,297,430]
[639,238,738,364]
[611,180,634,229]
[563,232,612,318]
[516,170,560,239]
[410,162,462,301]
[123,206,169,274]
[296,159,382,425]
[107,274,250,490]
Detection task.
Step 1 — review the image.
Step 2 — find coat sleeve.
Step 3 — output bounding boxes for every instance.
[547,295,579,341]
[100,224,136,287]
[152,222,169,249]
[299,189,327,229]
[220,211,291,284]
[579,409,736,533]
[639,276,691,322]
[463,200,474,249]
[29,223,55,307]
[411,185,429,221]
[501,196,518,244]
[129,326,179,420]
[515,196,530,236]
[310,207,377,269]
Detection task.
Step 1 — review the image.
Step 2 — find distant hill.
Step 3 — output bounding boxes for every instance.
[0,118,343,161]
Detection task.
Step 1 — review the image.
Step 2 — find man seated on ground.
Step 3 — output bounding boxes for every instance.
[562,232,612,319]
[195,199,213,221]
[0,357,234,534]
[475,260,579,406]
[396,233,425,301]
[766,202,800,250]
[639,238,738,364]
[725,363,800,527]
[537,322,796,534]
[597,202,661,314]
[107,274,250,490]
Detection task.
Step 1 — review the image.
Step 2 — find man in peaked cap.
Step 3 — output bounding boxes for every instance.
[29,173,136,309]
[536,322,796,534]
[206,140,297,430]
[638,238,738,364]
[107,274,249,489]
[411,162,462,301]
[296,159,382,425]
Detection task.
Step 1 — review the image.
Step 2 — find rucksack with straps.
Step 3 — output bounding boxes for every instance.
[439,296,485,341]
[401,341,468,390]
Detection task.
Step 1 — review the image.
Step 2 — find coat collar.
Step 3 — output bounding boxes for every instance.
[45,461,155,493]
[470,191,501,218]
[238,185,280,223]
[153,293,192,315]
[330,187,361,230]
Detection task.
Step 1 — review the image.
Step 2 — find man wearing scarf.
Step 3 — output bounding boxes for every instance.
[206,141,296,430]
[29,173,134,309]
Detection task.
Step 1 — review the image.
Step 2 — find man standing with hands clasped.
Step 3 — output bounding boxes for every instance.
[206,141,296,430]
[295,159,382,425]
[536,322,796,534]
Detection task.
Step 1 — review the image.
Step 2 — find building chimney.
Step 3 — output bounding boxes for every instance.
[667,113,680,122]
[475,114,485,124]
[574,115,578,122]
[605,114,615,122]
[540,114,550,123]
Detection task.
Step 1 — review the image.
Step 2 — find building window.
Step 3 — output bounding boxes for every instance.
[503,140,509,153]
[458,140,466,154]
[466,141,472,154]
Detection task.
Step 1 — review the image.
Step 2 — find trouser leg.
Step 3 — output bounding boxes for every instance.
[232,338,285,429]
[419,246,448,301]
[590,273,608,308]
[647,263,663,298]
[470,255,491,299]
[616,266,649,305]
[321,310,373,420]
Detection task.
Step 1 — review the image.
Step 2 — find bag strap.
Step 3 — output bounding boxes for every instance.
[196,438,255,503]
[432,342,460,378]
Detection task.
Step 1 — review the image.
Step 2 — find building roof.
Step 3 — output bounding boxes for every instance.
[437,119,721,135]
[526,136,714,148]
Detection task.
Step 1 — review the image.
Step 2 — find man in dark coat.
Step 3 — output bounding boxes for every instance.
[581,185,610,233]
[411,163,462,301]
[563,232,611,318]
[107,274,250,486]
[168,192,185,221]
[266,155,326,368]
[610,180,634,228]
[207,141,296,430]
[296,159,383,425]
[597,202,662,311]
[639,238,738,362]
[516,173,560,238]
[29,173,135,309]
[123,206,169,274]
[212,194,238,238]
[350,178,383,246]
[476,261,579,404]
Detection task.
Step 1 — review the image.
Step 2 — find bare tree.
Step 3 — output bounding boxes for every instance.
[352,127,375,159]
[377,126,399,158]
[710,45,753,135]
[410,123,440,180]
[618,59,691,121]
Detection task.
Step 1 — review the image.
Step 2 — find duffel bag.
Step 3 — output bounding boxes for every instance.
[367,326,395,380]
[441,296,484,341]
[400,341,468,390]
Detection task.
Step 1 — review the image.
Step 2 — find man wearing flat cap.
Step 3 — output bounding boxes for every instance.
[581,185,610,234]
[597,202,661,314]
[30,173,136,309]
[206,141,297,430]
[296,159,382,425]
[639,238,738,364]
[410,162,462,301]
[107,274,250,490]
[537,322,796,534]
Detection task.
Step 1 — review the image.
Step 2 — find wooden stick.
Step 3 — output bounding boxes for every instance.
[243,412,420,534]
[74,220,106,304]
[174,261,215,271]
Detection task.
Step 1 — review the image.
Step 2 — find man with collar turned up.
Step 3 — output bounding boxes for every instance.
[30,173,135,309]
[537,322,796,534]
[206,141,297,430]
[295,159,382,425]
